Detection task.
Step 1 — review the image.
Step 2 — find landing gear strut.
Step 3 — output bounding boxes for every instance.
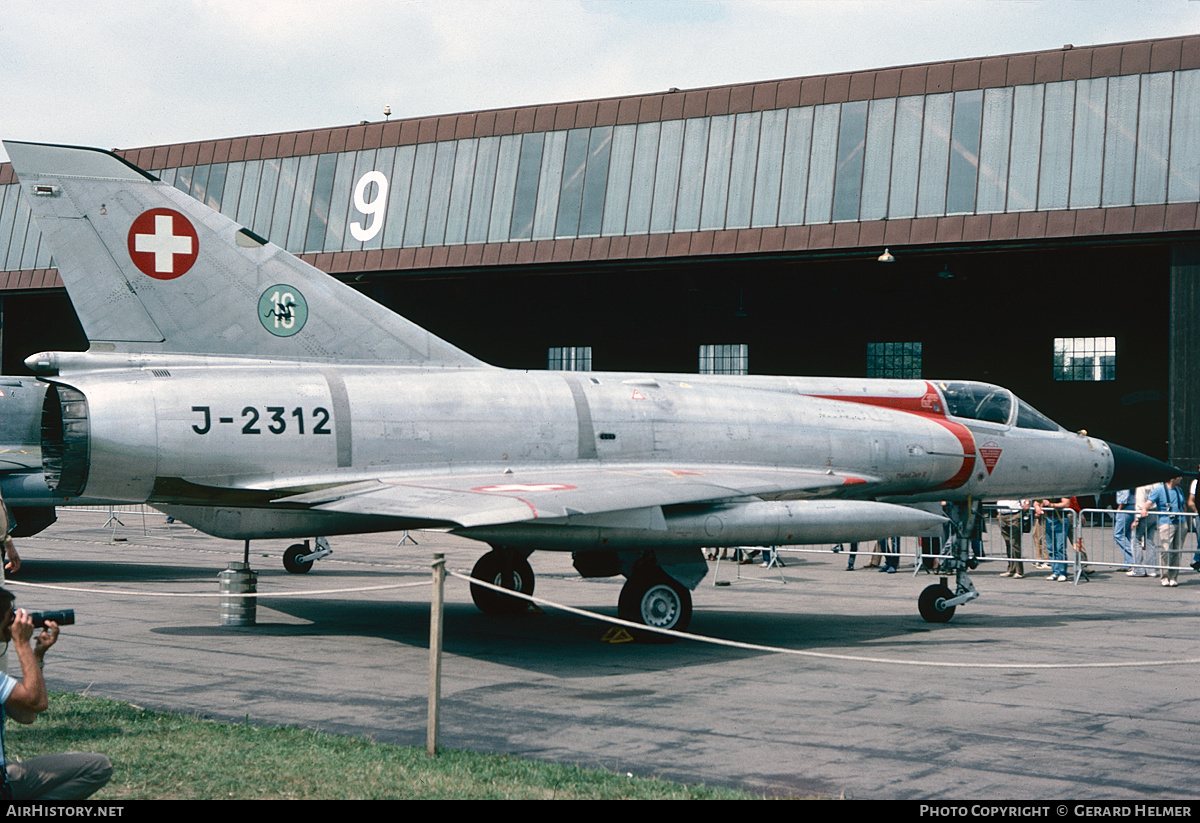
[470,550,535,615]
[917,499,980,623]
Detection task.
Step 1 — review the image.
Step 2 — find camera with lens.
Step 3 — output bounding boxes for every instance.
[27,610,74,628]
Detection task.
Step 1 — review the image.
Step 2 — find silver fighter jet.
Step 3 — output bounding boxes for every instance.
[3,140,1177,633]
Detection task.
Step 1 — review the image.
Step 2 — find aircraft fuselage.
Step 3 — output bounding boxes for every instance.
[34,352,1110,544]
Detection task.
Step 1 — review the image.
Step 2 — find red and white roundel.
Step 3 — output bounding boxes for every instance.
[472,484,577,493]
[127,209,199,280]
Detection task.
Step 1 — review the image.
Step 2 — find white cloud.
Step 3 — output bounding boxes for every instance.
[2,0,1199,162]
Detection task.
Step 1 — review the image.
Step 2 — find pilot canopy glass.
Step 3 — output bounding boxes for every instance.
[935,381,1061,431]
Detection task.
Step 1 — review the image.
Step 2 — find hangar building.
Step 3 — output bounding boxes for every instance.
[2,33,1199,465]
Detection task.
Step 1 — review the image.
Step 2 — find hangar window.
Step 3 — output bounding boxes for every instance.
[866,342,922,379]
[699,344,748,375]
[1054,337,1115,381]
[548,346,592,371]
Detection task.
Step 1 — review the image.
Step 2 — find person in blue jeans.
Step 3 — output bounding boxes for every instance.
[1114,488,1135,570]
[1039,498,1071,582]
[835,543,859,571]
[1147,476,1187,586]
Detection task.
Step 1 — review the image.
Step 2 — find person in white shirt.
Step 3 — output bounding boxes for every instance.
[0,589,111,799]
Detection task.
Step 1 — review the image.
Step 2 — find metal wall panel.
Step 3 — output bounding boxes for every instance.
[6,65,1200,274]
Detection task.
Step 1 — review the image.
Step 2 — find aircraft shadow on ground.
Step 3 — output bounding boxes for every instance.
[17,555,418,585]
[22,558,1191,675]
[145,596,782,675]
[143,593,1195,678]
[14,558,221,584]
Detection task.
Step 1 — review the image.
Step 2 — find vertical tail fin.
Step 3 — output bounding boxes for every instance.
[4,140,484,367]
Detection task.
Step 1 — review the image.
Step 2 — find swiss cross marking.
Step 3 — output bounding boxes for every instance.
[127,209,199,279]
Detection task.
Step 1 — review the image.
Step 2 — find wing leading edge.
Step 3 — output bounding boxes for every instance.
[274,464,875,529]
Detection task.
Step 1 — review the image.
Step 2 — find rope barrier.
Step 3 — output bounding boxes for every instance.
[5,556,1197,670]
[1,579,428,598]
[451,570,1200,670]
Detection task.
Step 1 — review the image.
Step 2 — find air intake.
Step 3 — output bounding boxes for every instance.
[41,385,90,497]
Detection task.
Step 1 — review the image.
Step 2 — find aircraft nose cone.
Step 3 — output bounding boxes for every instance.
[1105,442,1181,492]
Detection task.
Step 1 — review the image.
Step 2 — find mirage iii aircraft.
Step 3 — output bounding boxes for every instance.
[3,140,1176,635]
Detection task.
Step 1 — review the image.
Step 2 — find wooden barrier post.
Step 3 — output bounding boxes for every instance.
[427,553,445,756]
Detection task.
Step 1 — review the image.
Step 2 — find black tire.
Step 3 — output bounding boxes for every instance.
[918,583,956,623]
[618,572,692,642]
[470,552,535,615]
[283,543,313,574]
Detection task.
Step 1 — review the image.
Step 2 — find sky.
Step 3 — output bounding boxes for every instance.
[2,0,1199,164]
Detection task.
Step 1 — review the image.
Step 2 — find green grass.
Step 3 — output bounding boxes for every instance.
[6,693,758,799]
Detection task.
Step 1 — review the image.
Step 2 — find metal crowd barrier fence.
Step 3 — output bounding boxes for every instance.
[705,507,1061,584]
[1078,507,1198,581]
[734,506,1126,585]
[50,503,180,542]
[710,540,925,584]
[710,524,1000,584]
[967,505,1089,584]
[913,505,991,575]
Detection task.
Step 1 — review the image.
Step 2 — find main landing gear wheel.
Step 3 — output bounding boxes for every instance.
[618,572,692,642]
[918,583,956,623]
[283,543,314,574]
[470,552,535,615]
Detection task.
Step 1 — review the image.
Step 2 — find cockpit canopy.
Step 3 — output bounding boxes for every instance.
[935,381,1062,431]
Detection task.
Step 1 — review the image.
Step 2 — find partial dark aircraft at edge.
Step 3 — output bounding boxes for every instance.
[0,140,1178,635]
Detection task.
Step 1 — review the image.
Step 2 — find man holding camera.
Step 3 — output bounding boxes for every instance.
[0,588,111,799]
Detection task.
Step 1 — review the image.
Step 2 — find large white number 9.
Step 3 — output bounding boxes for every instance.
[350,170,389,242]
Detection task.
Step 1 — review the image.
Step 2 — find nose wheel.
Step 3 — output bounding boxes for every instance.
[283,537,332,574]
[918,583,956,623]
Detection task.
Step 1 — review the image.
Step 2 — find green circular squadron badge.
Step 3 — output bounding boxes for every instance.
[259,285,308,337]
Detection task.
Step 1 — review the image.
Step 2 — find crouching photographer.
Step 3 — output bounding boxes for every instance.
[0,588,111,799]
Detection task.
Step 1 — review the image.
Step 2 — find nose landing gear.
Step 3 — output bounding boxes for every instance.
[917,500,980,623]
[283,537,332,574]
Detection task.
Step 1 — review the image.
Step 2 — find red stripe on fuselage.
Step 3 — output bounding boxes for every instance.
[812,382,977,491]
